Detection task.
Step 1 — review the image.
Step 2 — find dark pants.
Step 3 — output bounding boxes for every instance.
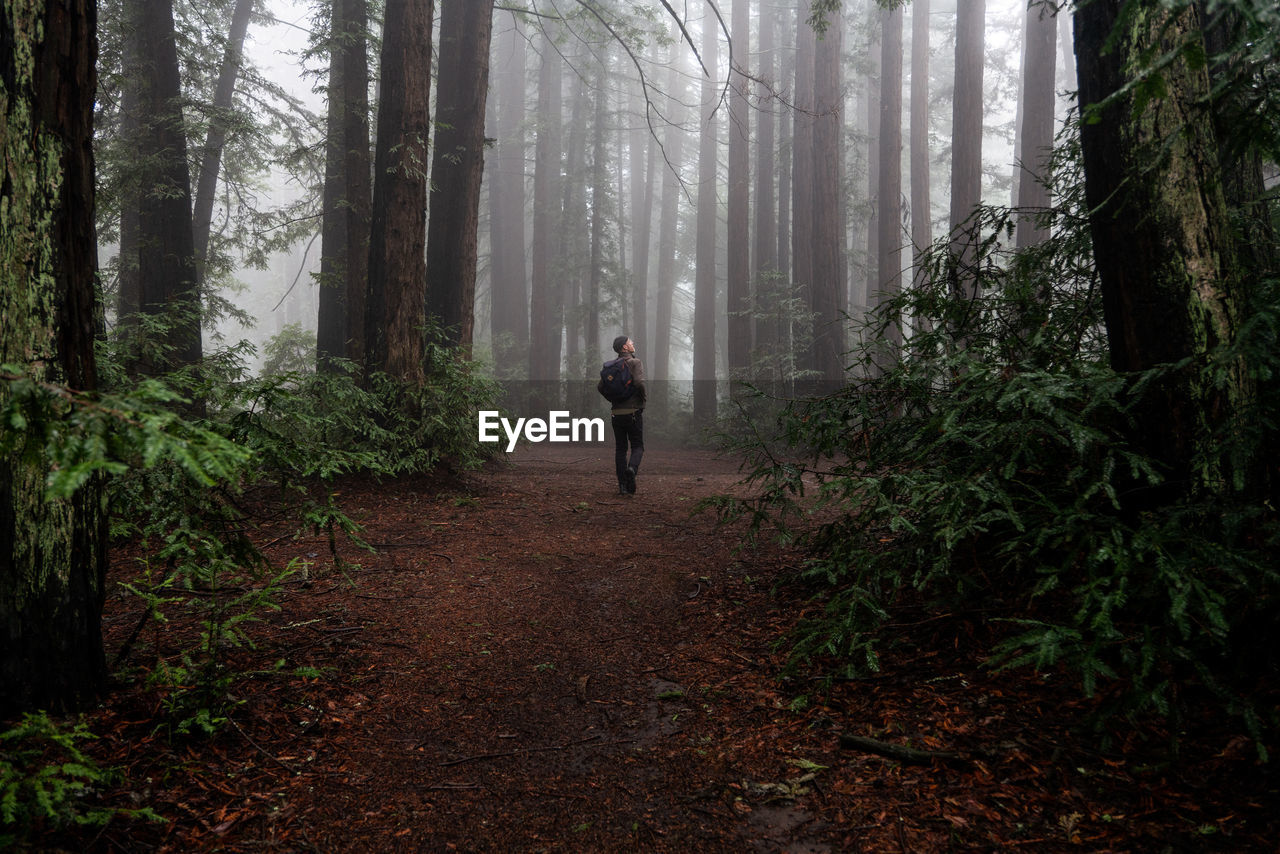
[612,411,644,485]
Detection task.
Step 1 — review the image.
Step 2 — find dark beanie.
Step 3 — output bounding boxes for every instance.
[612,335,629,354]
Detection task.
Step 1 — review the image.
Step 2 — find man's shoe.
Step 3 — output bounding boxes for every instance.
[624,467,637,494]
[618,482,628,495]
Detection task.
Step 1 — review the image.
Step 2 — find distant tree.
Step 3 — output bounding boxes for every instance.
[488,13,529,375]
[586,61,609,357]
[1014,0,1057,248]
[811,2,846,382]
[317,0,372,370]
[876,4,904,354]
[727,0,752,384]
[910,0,931,285]
[132,0,202,373]
[0,0,107,716]
[426,0,494,355]
[753,1,779,365]
[791,2,817,373]
[948,0,985,299]
[629,81,655,353]
[529,27,564,382]
[653,28,687,384]
[191,0,255,282]
[693,5,719,423]
[365,0,433,383]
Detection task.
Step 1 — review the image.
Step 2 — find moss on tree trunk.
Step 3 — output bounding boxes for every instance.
[1,0,107,716]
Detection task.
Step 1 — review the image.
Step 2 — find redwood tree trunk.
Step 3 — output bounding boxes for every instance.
[726,0,751,383]
[910,0,931,288]
[1074,0,1245,496]
[0,0,107,716]
[753,1,779,371]
[653,29,686,384]
[876,5,904,354]
[948,0,985,299]
[135,0,201,373]
[365,0,433,383]
[488,13,528,375]
[425,0,493,355]
[811,4,845,383]
[693,6,718,423]
[317,0,372,371]
[1014,1,1057,248]
[529,29,563,383]
[791,3,817,374]
[191,0,255,280]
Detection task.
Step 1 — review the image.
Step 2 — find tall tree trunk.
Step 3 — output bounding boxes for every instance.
[948,0,985,299]
[339,0,371,367]
[777,7,792,289]
[862,13,881,318]
[1014,1,1057,248]
[587,65,607,358]
[1074,0,1245,497]
[726,0,751,385]
[559,71,588,366]
[653,30,686,384]
[425,0,493,355]
[135,0,201,373]
[365,0,433,384]
[811,4,845,383]
[693,4,719,423]
[791,2,817,374]
[529,28,564,383]
[876,5,904,356]
[0,0,107,716]
[191,0,255,281]
[317,0,372,371]
[910,0,931,287]
[629,84,654,352]
[753,1,778,375]
[488,13,528,376]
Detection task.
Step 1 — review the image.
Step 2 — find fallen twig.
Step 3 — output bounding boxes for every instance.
[838,733,967,765]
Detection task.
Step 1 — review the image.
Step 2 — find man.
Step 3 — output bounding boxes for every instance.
[600,335,646,495]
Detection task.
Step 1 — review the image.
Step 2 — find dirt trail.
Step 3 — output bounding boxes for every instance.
[281,443,810,852]
[86,443,1279,852]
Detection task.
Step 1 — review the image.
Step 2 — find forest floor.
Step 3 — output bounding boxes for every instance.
[42,444,1280,852]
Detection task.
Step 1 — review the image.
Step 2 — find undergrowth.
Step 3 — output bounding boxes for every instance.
[712,181,1280,757]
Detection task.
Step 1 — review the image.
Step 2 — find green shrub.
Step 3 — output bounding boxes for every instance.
[0,713,161,846]
[714,187,1280,755]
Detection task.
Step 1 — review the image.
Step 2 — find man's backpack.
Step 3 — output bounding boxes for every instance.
[599,357,634,403]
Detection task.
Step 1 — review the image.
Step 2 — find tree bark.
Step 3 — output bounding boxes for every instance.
[0,0,107,716]
[791,2,817,374]
[726,0,751,384]
[529,28,564,384]
[191,0,255,282]
[653,29,686,385]
[876,6,904,356]
[948,0,985,300]
[753,1,779,372]
[1074,0,1244,496]
[910,0,931,287]
[365,0,433,383]
[135,0,201,373]
[488,12,528,376]
[812,4,845,383]
[693,5,719,423]
[629,83,654,353]
[1014,1,1057,249]
[425,0,493,355]
[317,0,372,371]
